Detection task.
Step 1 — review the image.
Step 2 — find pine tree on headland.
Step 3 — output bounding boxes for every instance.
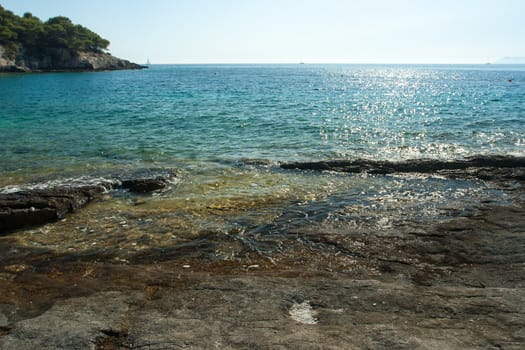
[0,4,110,58]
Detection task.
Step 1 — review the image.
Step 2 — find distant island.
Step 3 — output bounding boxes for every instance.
[494,57,525,64]
[0,5,144,72]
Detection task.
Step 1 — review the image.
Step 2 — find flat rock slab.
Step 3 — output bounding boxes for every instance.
[281,155,525,181]
[0,169,177,233]
[1,275,523,350]
[1,166,523,349]
[0,291,135,350]
[0,203,523,349]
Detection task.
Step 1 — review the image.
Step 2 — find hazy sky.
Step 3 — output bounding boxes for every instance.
[2,0,524,64]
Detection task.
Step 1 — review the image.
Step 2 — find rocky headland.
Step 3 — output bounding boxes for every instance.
[0,45,145,72]
[0,5,144,73]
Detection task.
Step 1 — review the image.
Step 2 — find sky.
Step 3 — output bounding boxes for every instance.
[2,0,524,64]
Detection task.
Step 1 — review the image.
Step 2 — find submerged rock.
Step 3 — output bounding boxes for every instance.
[119,171,175,193]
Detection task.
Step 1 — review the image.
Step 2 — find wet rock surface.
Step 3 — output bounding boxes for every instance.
[281,155,525,181]
[0,201,523,349]
[119,169,177,193]
[0,164,524,349]
[0,185,108,232]
[0,169,177,233]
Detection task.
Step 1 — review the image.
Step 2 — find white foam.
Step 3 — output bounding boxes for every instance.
[0,176,117,194]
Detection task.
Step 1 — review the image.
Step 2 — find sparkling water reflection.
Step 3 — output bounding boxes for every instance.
[1,64,523,260]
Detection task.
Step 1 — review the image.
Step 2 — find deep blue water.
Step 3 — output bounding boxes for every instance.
[1,64,524,179]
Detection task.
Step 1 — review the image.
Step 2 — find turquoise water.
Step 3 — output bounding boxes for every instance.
[1,64,524,176]
[1,65,524,252]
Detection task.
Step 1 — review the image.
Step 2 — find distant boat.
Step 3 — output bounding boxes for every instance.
[146,58,151,65]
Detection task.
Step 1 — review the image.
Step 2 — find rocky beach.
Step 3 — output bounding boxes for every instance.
[1,159,524,349]
[2,2,525,348]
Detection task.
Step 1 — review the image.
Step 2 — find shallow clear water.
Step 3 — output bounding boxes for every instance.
[1,64,524,255]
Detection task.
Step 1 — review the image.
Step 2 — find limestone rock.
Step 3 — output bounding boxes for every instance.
[0,292,133,350]
[0,45,145,72]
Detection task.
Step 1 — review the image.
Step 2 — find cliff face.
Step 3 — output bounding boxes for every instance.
[0,45,145,72]
[0,45,22,72]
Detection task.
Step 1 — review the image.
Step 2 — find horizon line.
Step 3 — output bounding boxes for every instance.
[139,61,522,66]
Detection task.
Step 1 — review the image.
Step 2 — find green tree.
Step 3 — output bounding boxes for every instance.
[0,5,18,43]
[19,12,43,48]
[0,5,110,56]
[40,16,110,52]
[0,5,22,56]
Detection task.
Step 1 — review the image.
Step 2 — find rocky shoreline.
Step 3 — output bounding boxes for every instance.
[0,169,176,233]
[0,46,145,73]
[281,155,525,181]
[0,160,524,349]
[0,202,523,349]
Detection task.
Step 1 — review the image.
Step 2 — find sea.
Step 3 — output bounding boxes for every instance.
[1,64,524,257]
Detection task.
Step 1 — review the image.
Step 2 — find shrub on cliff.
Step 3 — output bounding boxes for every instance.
[0,4,110,58]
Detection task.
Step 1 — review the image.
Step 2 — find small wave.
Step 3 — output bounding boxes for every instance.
[0,168,179,195]
[0,176,117,194]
